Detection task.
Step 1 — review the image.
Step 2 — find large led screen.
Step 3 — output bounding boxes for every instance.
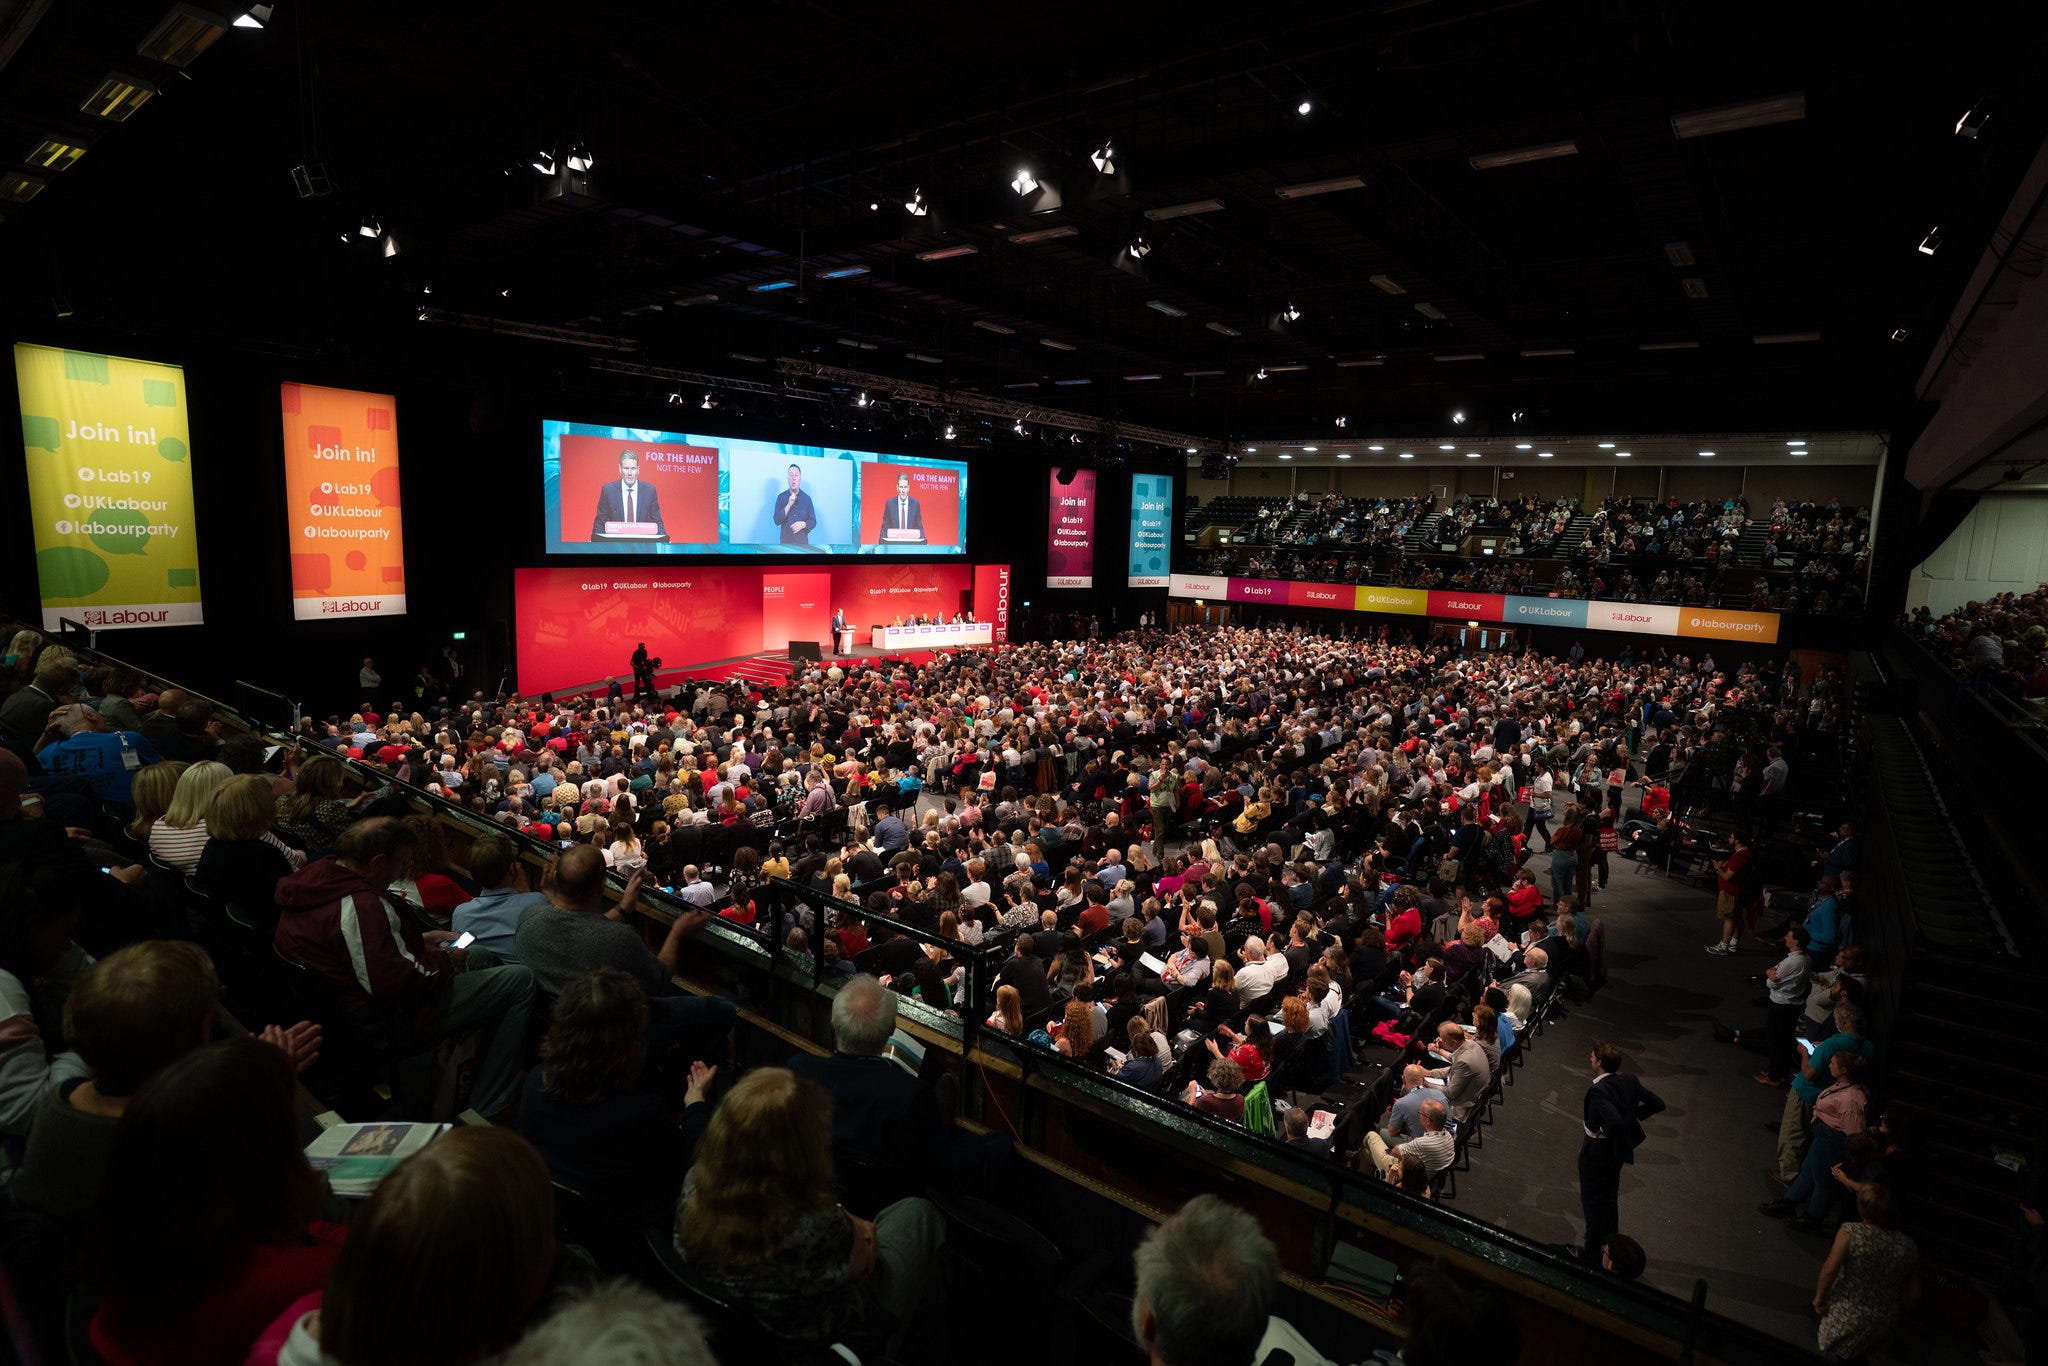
[541,419,968,556]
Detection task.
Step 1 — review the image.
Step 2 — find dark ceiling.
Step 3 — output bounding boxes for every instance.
[2,0,2043,446]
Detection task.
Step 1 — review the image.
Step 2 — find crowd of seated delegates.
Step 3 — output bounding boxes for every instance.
[1575,495,1750,567]
[0,619,1852,1356]
[1904,586,2048,704]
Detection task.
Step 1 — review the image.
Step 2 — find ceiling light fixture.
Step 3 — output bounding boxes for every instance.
[1296,99,1313,116]
[1279,452,1294,459]
[1124,373,1161,381]
[1011,168,1039,196]
[1699,450,1715,457]
[1399,452,1415,459]
[916,244,978,261]
[1520,346,1575,357]
[854,391,871,407]
[1335,358,1384,367]
[135,6,231,65]
[1266,363,1308,372]
[233,3,272,27]
[1918,227,1942,255]
[1450,410,1466,424]
[1754,331,1822,344]
[1439,443,1456,451]
[81,74,157,121]
[1414,302,1446,320]
[904,188,927,216]
[1013,419,1027,436]
[355,214,381,238]
[1466,451,1482,459]
[1128,234,1151,258]
[1206,322,1240,336]
[1638,340,1700,350]
[1664,240,1697,267]
[1010,225,1077,244]
[1890,327,1910,342]
[1615,450,1632,458]
[1040,338,1077,351]
[700,392,716,410]
[1334,417,1348,428]
[1537,452,1554,458]
[565,142,595,173]
[1787,439,1806,446]
[749,279,796,291]
[1468,140,1579,170]
[1091,142,1116,174]
[1282,302,1302,322]
[1147,300,1186,317]
[1254,368,1269,380]
[1275,174,1365,200]
[1435,353,1484,362]
[531,148,556,175]
[1515,443,1532,450]
[1671,92,1806,139]
[1368,445,1384,451]
[1681,276,1709,299]
[907,353,943,364]
[1144,198,1224,221]
[972,319,1016,335]
[1598,442,1616,449]
[1956,101,1990,139]
[943,422,956,440]
[1369,274,1406,295]
[24,137,86,172]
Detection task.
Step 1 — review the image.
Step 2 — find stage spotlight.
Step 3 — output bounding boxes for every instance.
[1511,409,1525,423]
[1254,368,1268,380]
[855,390,871,407]
[1956,100,1990,138]
[1091,142,1116,174]
[943,422,956,440]
[1013,418,1027,436]
[700,391,716,410]
[380,232,399,258]
[1011,168,1039,196]
[356,214,380,238]
[531,148,556,175]
[1129,234,1151,258]
[566,142,594,172]
[904,188,927,216]
[1918,226,1942,256]
[1283,302,1302,322]
[1334,416,1347,427]
[1297,99,1313,116]
[1890,327,1909,342]
[666,391,683,405]
[1451,409,1466,424]
[233,4,273,27]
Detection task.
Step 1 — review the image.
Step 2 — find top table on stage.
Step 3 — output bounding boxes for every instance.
[871,622,993,650]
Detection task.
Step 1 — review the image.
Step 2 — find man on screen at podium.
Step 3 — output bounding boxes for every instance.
[773,463,818,547]
[590,451,667,541]
[878,472,926,543]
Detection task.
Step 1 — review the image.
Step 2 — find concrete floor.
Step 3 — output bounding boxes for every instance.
[1448,847,1984,1364]
[1447,847,1838,1348]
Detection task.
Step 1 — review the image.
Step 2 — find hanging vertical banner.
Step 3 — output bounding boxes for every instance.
[280,382,408,619]
[1047,468,1097,588]
[1127,471,1172,587]
[973,562,1011,643]
[14,343,203,630]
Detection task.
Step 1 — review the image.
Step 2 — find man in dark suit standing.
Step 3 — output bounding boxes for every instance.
[773,463,818,546]
[590,450,666,540]
[877,472,926,543]
[1577,1041,1664,1265]
[831,607,850,654]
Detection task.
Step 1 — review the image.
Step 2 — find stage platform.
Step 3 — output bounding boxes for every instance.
[537,642,964,700]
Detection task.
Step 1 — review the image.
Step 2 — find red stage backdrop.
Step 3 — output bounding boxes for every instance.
[514,564,977,694]
[858,462,962,548]
[1046,469,1097,588]
[554,434,720,545]
[973,563,1011,643]
[761,571,831,652]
